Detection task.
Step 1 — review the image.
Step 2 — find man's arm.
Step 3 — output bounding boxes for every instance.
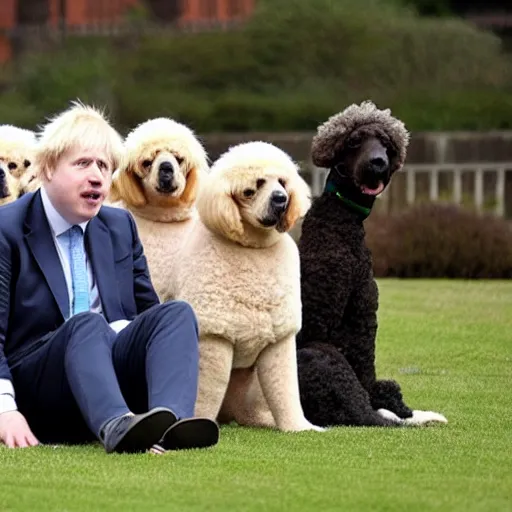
[0,229,18,413]
[126,211,160,314]
[0,225,39,447]
[0,229,14,386]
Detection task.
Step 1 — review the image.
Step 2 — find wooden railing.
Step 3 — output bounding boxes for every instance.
[305,163,512,217]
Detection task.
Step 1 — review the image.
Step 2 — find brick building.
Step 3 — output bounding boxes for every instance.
[0,0,255,62]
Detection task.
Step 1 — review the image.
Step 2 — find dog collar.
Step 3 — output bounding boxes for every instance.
[324,181,374,219]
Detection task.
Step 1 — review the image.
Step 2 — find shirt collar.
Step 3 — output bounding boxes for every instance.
[41,186,89,237]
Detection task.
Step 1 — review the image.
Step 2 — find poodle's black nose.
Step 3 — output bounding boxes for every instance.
[158,162,174,186]
[370,157,388,171]
[271,190,287,204]
[270,190,288,213]
[159,161,174,174]
[0,166,5,183]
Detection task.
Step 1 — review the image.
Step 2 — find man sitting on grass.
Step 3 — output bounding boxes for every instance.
[0,101,219,454]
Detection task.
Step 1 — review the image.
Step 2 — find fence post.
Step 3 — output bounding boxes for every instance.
[453,168,462,205]
[429,168,439,201]
[406,168,415,205]
[311,166,324,197]
[474,168,484,212]
[495,168,505,217]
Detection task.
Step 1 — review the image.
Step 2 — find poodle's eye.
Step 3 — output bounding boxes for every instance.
[346,136,362,149]
[8,162,17,171]
[278,178,286,188]
[243,188,256,198]
[24,160,31,168]
[175,156,184,165]
[142,159,153,169]
[386,145,398,158]
[256,178,266,189]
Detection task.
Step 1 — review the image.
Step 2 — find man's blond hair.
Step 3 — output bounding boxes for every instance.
[35,100,124,180]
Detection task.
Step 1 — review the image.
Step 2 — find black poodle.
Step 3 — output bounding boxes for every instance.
[296,101,447,427]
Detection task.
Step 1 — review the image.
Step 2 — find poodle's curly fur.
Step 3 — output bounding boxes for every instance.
[0,125,38,206]
[311,101,409,171]
[108,117,209,300]
[297,101,447,427]
[169,141,323,432]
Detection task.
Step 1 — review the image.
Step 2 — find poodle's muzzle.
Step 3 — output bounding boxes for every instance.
[359,139,391,192]
[260,190,289,227]
[0,165,9,199]
[157,161,178,193]
[361,156,389,188]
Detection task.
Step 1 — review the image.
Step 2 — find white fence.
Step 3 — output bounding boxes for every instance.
[307,163,512,218]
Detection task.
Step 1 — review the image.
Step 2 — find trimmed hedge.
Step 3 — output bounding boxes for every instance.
[366,204,512,278]
[0,0,511,132]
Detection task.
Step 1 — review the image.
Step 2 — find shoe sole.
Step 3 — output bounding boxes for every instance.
[161,418,219,451]
[111,408,177,454]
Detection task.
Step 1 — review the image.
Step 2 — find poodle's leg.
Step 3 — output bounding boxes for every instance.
[238,371,276,428]
[370,379,413,419]
[257,336,325,432]
[219,368,276,428]
[297,344,401,427]
[342,281,413,419]
[371,380,447,425]
[194,336,234,421]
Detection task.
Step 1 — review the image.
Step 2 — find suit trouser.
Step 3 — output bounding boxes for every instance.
[10,301,199,443]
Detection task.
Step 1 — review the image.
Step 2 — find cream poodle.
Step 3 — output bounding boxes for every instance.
[0,125,38,206]
[109,117,209,300]
[170,141,324,432]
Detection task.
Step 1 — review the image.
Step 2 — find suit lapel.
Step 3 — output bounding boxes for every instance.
[24,191,70,320]
[85,215,125,322]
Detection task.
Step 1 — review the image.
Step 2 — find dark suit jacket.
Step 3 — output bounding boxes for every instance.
[0,190,160,380]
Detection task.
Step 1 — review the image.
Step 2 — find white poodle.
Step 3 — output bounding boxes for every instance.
[170,141,324,432]
[109,117,209,300]
[0,125,38,205]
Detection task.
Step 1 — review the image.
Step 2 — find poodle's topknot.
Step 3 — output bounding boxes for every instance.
[311,100,410,170]
[0,125,37,146]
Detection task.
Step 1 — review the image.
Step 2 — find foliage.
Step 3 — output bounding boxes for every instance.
[0,0,510,132]
[366,203,512,278]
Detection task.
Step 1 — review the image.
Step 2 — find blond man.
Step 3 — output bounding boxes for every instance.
[0,102,218,453]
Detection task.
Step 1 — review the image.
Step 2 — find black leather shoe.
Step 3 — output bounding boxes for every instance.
[101,407,177,454]
[157,417,220,451]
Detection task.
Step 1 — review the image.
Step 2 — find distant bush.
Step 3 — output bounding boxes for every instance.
[0,0,511,132]
[366,204,512,278]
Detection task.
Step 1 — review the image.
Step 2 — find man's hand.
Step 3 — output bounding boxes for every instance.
[0,411,39,448]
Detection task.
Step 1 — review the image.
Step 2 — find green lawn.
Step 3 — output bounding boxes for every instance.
[1,280,511,512]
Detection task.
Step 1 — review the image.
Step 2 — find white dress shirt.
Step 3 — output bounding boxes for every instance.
[0,188,131,414]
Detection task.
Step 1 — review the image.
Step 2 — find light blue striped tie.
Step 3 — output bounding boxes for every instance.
[68,225,90,316]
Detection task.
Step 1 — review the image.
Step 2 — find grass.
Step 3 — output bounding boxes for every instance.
[1,280,511,511]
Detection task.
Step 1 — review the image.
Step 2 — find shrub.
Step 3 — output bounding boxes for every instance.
[366,203,512,278]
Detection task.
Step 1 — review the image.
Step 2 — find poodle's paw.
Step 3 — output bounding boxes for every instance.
[285,420,327,432]
[403,410,448,426]
[308,423,327,432]
[377,408,403,423]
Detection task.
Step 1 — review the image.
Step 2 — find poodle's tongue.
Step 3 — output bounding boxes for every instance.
[360,182,385,196]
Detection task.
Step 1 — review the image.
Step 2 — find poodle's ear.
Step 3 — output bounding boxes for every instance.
[179,166,200,207]
[18,171,40,196]
[197,177,244,239]
[110,164,146,207]
[278,174,312,233]
[3,171,21,200]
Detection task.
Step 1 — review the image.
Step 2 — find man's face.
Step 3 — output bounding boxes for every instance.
[44,145,112,224]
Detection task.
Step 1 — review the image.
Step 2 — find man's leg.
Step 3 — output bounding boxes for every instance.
[112,301,219,450]
[12,312,176,451]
